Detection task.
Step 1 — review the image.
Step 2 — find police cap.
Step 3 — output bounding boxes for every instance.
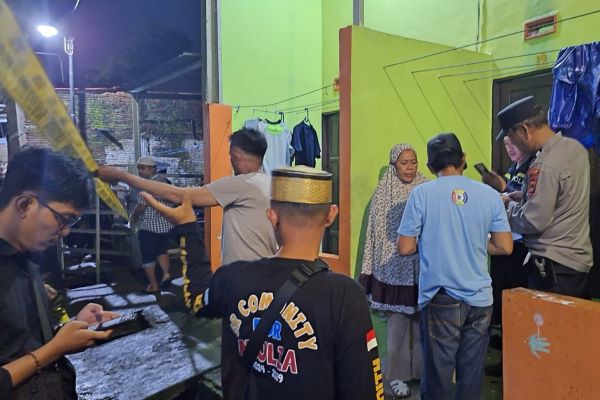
[496,96,542,141]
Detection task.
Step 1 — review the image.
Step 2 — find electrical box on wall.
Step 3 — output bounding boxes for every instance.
[524,13,558,40]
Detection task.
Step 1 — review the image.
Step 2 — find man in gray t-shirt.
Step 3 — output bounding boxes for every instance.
[205,171,276,264]
[99,128,277,264]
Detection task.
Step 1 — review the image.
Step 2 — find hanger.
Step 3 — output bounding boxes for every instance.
[266,111,284,125]
[303,107,310,124]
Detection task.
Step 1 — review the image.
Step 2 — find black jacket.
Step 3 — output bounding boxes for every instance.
[0,239,75,399]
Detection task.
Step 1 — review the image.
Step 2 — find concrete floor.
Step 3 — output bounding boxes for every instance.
[59,257,504,399]
[371,310,503,400]
[381,346,503,399]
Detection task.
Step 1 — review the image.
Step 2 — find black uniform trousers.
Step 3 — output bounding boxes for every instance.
[490,241,529,326]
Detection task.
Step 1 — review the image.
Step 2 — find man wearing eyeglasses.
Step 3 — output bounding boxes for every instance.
[0,148,118,399]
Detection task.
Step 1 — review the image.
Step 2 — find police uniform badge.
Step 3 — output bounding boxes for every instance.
[527,167,541,197]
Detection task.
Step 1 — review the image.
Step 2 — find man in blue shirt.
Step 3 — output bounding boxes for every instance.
[397,133,512,399]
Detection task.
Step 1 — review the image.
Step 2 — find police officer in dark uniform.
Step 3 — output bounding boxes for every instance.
[482,132,535,377]
[482,135,534,328]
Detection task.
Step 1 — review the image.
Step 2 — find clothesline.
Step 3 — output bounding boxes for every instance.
[382,8,600,69]
[280,99,339,113]
[248,99,340,119]
[411,48,562,75]
[235,84,335,110]
[436,61,555,79]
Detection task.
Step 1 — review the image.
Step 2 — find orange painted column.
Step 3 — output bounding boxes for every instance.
[321,25,353,277]
[503,288,600,399]
[202,103,232,271]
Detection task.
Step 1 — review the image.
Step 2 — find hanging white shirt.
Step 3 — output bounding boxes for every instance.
[244,118,293,173]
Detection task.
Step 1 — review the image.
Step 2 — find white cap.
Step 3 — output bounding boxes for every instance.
[137,156,156,166]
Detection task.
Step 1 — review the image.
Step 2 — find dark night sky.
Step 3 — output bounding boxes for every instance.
[7,0,202,86]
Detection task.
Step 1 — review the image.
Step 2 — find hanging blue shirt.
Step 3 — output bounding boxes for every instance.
[398,175,510,308]
[291,121,321,167]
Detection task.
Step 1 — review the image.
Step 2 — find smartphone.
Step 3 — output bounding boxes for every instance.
[89,310,149,341]
[474,163,490,176]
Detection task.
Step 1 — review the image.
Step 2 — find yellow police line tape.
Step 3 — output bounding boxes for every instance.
[0,0,128,219]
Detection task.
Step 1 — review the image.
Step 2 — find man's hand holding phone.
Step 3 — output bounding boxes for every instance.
[475,163,507,192]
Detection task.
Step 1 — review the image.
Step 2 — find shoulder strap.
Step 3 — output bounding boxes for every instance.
[27,263,54,343]
[241,259,329,370]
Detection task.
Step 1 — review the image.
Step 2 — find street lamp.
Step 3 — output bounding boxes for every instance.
[36,24,75,122]
[36,24,58,38]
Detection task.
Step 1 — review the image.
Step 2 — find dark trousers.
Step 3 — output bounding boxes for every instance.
[420,290,492,400]
[490,242,529,325]
[525,256,589,298]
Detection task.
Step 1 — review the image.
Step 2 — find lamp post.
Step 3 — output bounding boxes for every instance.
[64,36,75,121]
[36,25,76,122]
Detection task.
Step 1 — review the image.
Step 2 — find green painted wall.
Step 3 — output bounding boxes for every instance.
[218,0,600,281]
[217,0,599,366]
[476,0,600,86]
[347,27,493,356]
[220,0,323,135]
[349,26,493,279]
[347,0,600,353]
[364,0,481,50]
[481,0,600,57]
[321,0,351,113]
[348,0,600,278]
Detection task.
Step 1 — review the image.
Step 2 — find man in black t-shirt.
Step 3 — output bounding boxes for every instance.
[142,165,383,400]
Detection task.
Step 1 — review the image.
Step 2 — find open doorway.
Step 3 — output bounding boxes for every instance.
[491,69,553,172]
[321,111,339,255]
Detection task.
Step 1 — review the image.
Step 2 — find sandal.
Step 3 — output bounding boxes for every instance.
[390,380,410,398]
[144,285,159,293]
[159,276,172,289]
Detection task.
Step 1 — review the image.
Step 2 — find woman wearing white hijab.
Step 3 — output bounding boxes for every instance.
[359,143,427,398]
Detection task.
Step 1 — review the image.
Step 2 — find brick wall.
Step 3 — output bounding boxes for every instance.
[138,96,204,187]
[0,88,203,186]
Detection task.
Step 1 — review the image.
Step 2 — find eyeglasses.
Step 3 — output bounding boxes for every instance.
[33,197,82,232]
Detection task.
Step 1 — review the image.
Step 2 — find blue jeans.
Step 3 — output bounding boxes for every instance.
[420,290,492,400]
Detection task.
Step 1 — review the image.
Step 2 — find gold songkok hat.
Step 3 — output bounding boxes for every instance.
[271,166,332,204]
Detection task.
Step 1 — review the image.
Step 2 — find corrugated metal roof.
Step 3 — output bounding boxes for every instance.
[127,52,202,97]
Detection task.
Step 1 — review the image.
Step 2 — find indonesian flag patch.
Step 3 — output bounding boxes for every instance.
[366,329,378,352]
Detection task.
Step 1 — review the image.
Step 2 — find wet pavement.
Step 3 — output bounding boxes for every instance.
[62,269,223,399]
[58,264,503,399]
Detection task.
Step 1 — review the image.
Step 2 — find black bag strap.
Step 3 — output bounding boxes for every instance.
[241,258,329,370]
[28,263,54,344]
